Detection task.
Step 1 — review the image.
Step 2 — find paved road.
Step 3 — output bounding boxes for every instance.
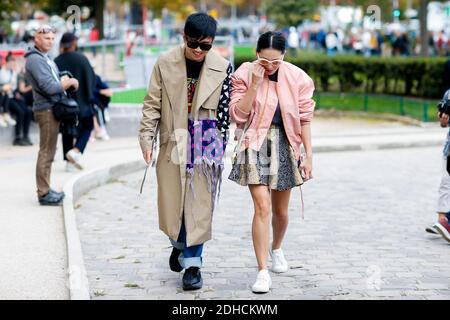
[75,145,450,300]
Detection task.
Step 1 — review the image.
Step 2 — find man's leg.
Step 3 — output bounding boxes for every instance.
[169,216,204,290]
[74,116,94,154]
[433,156,450,242]
[170,217,203,270]
[34,109,60,198]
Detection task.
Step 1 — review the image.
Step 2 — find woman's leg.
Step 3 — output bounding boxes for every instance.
[271,189,292,250]
[249,184,271,271]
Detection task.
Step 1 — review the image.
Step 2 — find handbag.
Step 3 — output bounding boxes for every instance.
[52,94,80,122]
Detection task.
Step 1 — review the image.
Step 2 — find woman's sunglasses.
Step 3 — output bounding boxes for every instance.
[185,37,213,51]
[257,54,284,67]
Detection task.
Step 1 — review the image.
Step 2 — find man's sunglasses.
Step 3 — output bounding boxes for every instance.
[186,37,213,51]
[36,26,56,34]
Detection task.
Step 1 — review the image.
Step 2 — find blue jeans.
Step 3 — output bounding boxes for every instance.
[170,218,203,269]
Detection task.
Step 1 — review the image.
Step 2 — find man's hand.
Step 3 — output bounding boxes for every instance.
[439,112,449,128]
[143,150,153,164]
[2,83,12,93]
[61,77,79,91]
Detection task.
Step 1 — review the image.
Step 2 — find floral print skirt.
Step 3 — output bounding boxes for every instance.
[228,124,304,191]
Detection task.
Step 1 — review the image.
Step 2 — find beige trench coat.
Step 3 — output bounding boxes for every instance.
[138,45,229,247]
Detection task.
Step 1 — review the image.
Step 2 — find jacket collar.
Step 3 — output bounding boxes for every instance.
[159,45,227,119]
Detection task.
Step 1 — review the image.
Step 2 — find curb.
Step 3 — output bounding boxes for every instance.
[313,140,442,153]
[62,159,146,300]
[314,110,424,126]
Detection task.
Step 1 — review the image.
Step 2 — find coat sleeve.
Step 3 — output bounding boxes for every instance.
[138,59,162,153]
[216,63,233,150]
[298,72,316,125]
[229,63,253,125]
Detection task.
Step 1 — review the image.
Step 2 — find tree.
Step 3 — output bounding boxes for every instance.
[141,0,194,19]
[262,0,318,28]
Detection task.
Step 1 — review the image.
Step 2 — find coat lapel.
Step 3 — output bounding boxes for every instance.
[159,45,188,131]
[191,50,228,118]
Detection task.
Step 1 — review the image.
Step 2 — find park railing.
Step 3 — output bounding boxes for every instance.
[314,92,437,122]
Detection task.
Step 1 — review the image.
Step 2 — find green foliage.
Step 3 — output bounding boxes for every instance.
[234,52,448,99]
[262,0,318,27]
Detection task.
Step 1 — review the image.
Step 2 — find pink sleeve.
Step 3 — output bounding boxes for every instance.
[298,73,316,124]
[230,63,253,125]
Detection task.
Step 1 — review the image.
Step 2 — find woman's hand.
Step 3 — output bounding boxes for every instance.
[251,62,265,89]
[300,154,313,181]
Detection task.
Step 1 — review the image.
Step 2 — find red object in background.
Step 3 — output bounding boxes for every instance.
[89,28,100,42]
[0,49,25,64]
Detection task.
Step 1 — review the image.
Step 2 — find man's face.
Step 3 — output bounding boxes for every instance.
[35,30,55,53]
[183,34,213,62]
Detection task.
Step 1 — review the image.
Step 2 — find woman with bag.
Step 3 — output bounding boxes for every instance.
[228,31,316,293]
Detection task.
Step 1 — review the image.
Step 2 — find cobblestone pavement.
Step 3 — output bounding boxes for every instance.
[75,146,450,300]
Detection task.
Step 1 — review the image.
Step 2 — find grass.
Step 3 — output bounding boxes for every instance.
[110,88,437,122]
[315,92,437,122]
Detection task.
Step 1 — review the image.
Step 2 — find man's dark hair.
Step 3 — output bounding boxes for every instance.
[256,31,286,54]
[184,12,217,41]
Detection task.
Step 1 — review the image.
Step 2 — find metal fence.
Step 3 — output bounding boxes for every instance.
[314,92,437,122]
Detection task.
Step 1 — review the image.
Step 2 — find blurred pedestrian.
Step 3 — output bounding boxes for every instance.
[54,32,96,172]
[25,25,79,206]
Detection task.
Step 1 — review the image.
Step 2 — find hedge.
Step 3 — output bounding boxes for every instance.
[234,54,448,99]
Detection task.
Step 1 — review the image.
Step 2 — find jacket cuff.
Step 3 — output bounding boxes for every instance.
[232,105,251,123]
[139,133,155,153]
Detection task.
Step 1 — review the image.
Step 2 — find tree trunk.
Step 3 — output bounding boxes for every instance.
[95,0,105,40]
[419,0,429,56]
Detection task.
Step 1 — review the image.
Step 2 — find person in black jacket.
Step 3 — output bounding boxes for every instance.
[54,32,96,171]
[444,58,450,92]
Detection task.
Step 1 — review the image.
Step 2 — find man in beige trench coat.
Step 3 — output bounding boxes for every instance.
[138,13,232,290]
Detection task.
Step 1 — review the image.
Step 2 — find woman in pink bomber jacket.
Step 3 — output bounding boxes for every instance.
[228,31,316,294]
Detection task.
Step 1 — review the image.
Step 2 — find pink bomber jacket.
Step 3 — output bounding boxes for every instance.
[229,61,316,161]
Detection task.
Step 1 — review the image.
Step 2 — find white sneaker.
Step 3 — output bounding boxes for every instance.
[270,248,289,273]
[104,109,110,123]
[66,149,83,170]
[65,161,79,172]
[0,115,8,127]
[251,269,272,293]
[97,128,110,140]
[4,113,16,126]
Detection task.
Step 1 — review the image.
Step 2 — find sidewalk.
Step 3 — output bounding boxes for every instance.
[0,117,446,299]
[0,136,142,299]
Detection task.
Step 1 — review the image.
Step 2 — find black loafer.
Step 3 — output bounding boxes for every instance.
[169,247,183,272]
[38,191,63,206]
[182,267,203,291]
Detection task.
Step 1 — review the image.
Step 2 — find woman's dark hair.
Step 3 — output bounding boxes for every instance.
[184,12,217,41]
[256,31,286,53]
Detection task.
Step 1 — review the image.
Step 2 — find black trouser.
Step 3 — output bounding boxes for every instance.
[8,98,32,138]
[62,116,94,160]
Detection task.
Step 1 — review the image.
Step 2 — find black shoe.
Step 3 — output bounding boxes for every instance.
[182,267,203,291]
[49,189,65,200]
[169,247,183,272]
[38,191,64,206]
[22,137,33,146]
[13,137,27,146]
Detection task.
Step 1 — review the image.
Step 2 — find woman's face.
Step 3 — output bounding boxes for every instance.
[256,48,284,75]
